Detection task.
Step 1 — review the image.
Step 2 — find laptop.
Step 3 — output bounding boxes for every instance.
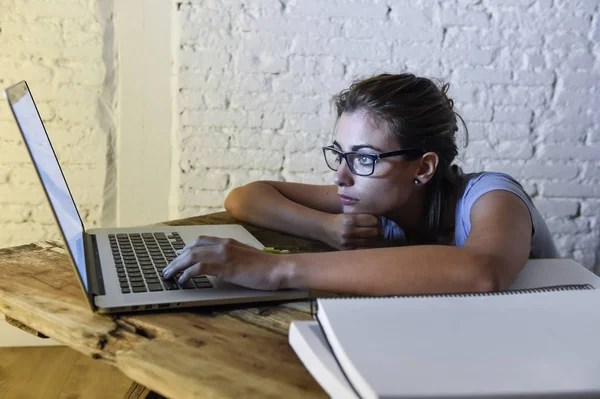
[4,81,308,313]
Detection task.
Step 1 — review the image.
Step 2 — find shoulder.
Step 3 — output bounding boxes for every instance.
[458,171,531,209]
[454,171,533,243]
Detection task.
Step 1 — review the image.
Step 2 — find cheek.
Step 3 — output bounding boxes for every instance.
[355,178,411,213]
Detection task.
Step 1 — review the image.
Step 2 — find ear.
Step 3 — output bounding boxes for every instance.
[414,152,439,184]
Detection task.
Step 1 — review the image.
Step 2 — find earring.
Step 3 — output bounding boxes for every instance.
[414,179,420,185]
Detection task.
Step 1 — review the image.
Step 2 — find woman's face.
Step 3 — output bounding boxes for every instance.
[332,111,420,216]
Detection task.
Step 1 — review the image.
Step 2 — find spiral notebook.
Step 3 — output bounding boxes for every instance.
[290,259,600,399]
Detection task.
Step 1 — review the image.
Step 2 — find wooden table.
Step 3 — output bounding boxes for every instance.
[0,212,335,398]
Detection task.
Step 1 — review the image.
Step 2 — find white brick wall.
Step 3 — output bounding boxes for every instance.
[0,0,115,247]
[1,1,598,273]
[177,0,600,270]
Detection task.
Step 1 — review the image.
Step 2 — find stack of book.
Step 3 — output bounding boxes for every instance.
[289,259,600,398]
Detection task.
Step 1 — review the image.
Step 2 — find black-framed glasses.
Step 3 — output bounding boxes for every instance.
[322,146,425,177]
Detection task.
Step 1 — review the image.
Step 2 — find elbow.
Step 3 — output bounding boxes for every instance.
[469,254,504,293]
[224,187,240,214]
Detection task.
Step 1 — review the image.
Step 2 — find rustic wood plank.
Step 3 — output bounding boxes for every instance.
[58,349,134,399]
[0,213,331,398]
[0,346,131,399]
[123,382,152,399]
[0,347,45,399]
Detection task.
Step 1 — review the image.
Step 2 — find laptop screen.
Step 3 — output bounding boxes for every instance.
[6,82,88,290]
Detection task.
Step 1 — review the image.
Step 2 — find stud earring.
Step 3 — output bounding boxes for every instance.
[414,179,420,185]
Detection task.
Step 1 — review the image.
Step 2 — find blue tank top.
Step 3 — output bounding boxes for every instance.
[381,172,559,258]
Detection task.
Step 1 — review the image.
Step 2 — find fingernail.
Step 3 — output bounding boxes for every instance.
[163,268,170,277]
[175,249,182,254]
[178,277,184,284]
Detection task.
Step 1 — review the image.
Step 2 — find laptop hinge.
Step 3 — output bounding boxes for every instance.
[84,233,106,297]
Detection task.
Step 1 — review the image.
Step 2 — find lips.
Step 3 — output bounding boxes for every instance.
[339,194,358,205]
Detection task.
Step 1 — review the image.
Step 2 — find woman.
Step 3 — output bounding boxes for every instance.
[163,73,558,296]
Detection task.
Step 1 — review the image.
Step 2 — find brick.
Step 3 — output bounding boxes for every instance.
[573,235,600,252]
[581,201,600,217]
[284,151,324,173]
[30,204,58,225]
[180,134,230,150]
[287,115,335,134]
[252,17,342,38]
[513,71,555,86]
[288,1,388,18]
[485,162,579,180]
[546,33,589,49]
[459,106,493,123]
[182,149,283,171]
[546,218,590,235]
[179,189,226,208]
[562,50,595,69]
[291,37,391,62]
[533,199,580,218]
[523,52,545,69]
[180,170,230,191]
[235,53,287,74]
[561,71,600,88]
[455,68,512,84]
[179,6,230,29]
[230,130,287,149]
[228,170,282,190]
[181,110,246,127]
[493,108,533,124]
[180,50,230,68]
[585,165,600,180]
[537,124,587,143]
[469,123,531,142]
[282,170,331,185]
[492,0,536,6]
[543,183,600,198]
[178,205,224,219]
[573,250,596,270]
[538,145,600,161]
[441,10,490,28]
[0,222,56,249]
[465,141,533,160]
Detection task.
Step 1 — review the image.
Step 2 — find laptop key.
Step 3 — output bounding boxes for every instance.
[147,283,164,292]
[162,280,179,290]
[194,282,213,289]
[121,288,130,293]
[132,286,147,293]
[179,279,196,289]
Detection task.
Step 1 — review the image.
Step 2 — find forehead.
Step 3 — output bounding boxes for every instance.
[334,111,398,151]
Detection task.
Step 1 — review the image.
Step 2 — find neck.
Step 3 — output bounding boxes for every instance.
[386,188,429,245]
[386,180,459,245]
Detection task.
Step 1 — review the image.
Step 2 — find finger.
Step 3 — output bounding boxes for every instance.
[345,226,381,239]
[178,263,203,283]
[179,235,226,253]
[352,214,380,227]
[163,248,211,279]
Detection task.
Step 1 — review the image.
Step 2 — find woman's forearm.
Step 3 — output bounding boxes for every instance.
[280,246,501,296]
[224,182,331,242]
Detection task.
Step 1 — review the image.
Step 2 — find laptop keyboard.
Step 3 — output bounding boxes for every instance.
[109,232,213,294]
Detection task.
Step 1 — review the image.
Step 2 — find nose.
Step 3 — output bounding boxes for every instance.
[333,159,354,187]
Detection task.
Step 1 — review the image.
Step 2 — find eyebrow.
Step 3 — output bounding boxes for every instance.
[332,140,384,152]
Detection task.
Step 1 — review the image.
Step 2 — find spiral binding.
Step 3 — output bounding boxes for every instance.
[309,284,594,318]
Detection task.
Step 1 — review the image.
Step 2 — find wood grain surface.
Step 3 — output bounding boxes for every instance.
[0,212,335,398]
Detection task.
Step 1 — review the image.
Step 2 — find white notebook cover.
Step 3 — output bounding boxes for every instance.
[290,259,600,398]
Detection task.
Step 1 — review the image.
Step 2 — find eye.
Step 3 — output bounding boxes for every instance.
[357,155,374,166]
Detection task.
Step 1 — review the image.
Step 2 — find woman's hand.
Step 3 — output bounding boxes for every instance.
[321,213,385,250]
[162,236,289,291]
